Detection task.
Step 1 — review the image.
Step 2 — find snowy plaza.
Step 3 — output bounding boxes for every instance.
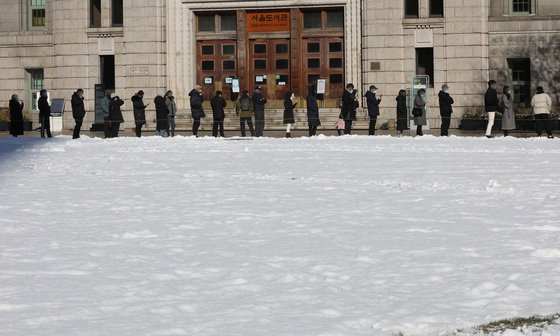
[1,135,560,336]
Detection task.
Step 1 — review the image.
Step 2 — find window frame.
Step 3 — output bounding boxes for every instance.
[28,0,46,30]
[404,0,419,18]
[112,0,123,27]
[510,0,531,15]
[90,0,102,28]
[415,47,434,88]
[429,0,444,18]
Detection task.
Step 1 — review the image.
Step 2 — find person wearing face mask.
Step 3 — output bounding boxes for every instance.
[438,84,454,136]
[132,90,148,137]
[189,85,205,137]
[500,86,515,137]
[9,94,24,137]
[283,91,297,138]
[341,83,358,135]
[38,89,52,138]
[365,85,382,135]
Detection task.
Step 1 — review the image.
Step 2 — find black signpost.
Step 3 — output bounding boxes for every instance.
[90,84,106,131]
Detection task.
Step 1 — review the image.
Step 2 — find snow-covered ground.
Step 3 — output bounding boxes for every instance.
[1,135,559,336]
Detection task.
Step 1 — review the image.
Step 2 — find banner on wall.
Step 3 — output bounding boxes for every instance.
[247,12,290,32]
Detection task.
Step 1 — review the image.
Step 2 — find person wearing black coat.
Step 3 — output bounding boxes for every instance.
[396,90,408,136]
[252,87,267,137]
[307,85,320,136]
[365,85,382,135]
[131,90,148,137]
[38,89,52,138]
[484,80,499,138]
[189,85,204,136]
[9,94,24,137]
[71,89,85,139]
[211,90,227,137]
[283,91,297,138]
[341,83,358,134]
[109,95,124,138]
[438,84,454,136]
[154,91,168,136]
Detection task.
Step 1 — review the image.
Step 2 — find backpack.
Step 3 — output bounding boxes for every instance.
[241,96,251,111]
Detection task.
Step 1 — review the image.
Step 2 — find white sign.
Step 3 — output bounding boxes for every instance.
[317,79,326,94]
[204,77,213,84]
[225,77,233,84]
[232,79,240,93]
[255,76,264,83]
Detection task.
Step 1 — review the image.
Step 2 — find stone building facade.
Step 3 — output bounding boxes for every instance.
[0,0,558,130]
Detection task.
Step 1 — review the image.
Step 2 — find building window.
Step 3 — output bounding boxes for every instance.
[222,45,235,55]
[112,0,123,26]
[254,44,267,54]
[201,45,214,55]
[276,59,289,69]
[508,58,531,107]
[307,42,320,53]
[29,0,46,29]
[329,58,343,68]
[416,48,434,87]
[429,0,444,17]
[326,10,344,29]
[254,60,267,70]
[91,0,101,27]
[330,74,343,84]
[307,58,321,69]
[100,55,115,90]
[220,13,237,31]
[511,0,531,14]
[202,61,214,71]
[198,15,215,32]
[276,44,289,54]
[27,69,44,111]
[405,0,419,18]
[329,42,342,52]
[222,60,235,71]
[303,11,322,29]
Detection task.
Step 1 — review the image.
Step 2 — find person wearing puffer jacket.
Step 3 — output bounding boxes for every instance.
[189,85,205,136]
[531,86,553,138]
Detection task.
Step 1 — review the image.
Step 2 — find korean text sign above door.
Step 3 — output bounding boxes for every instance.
[247,12,290,32]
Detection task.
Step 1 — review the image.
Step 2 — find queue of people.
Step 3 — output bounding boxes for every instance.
[5,82,556,139]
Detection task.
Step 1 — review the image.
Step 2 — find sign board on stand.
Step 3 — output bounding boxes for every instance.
[232,79,240,93]
[49,98,66,132]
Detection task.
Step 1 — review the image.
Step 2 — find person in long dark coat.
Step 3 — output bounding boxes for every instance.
[252,87,267,137]
[342,83,358,134]
[109,95,124,138]
[366,85,382,135]
[154,91,168,136]
[283,91,297,138]
[396,90,408,137]
[484,80,499,138]
[189,85,204,136]
[38,89,52,138]
[71,89,85,139]
[438,84,454,136]
[132,90,148,137]
[9,94,24,137]
[307,85,320,136]
[210,90,227,137]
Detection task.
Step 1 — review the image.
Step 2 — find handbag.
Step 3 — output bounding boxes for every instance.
[412,107,423,117]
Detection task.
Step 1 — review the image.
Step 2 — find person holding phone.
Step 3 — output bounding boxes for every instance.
[366,85,382,135]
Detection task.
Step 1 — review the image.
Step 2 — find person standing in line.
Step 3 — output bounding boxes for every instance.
[283,91,297,138]
[500,86,515,137]
[211,90,227,137]
[438,84,454,136]
[165,90,177,137]
[531,86,554,138]
[307,85,320,136]
[132,90,148,138]
[414,89,427,136]
[396,89,408,137]
[252,86,267,137]
[484,80,499,138]
[366,85,382,135]
[109,95,124,138]
[342,83,358,135]
[236,90,254,137]
[71,89,85,139]
[189,85,205,137]
[101,90,112,138]
[154,91,168,136]
[335,98,344,136]
[9,94,24,137]
[38,89,52,138]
